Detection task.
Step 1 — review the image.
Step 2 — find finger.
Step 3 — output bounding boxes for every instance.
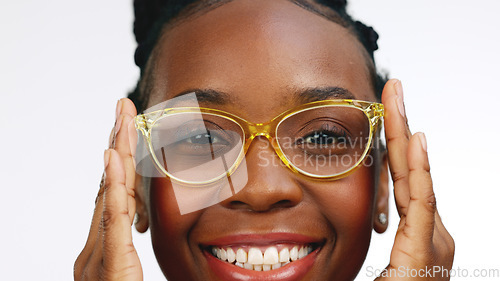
[114,98,138,221]
[75,112,135,279]
[78,124,119,262]
[114,99,137,186]
[101,149,140,276]
[405,132,436,243]
[90,122,116,240]
[75,168,108,274]
[382,79,411,217]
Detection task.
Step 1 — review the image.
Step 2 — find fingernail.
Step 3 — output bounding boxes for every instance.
[393,80,404,99]
[418,132,427,152]
[114,115,123,137]
[108,127,115,148]
[116,99,122,119]
[104,149,111,168]
[396,96,405,117]
[393,80,406,117]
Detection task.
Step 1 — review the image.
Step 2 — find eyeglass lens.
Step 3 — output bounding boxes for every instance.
[147,106,371,183]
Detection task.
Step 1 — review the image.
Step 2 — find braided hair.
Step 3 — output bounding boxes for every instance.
[128,0,387,113]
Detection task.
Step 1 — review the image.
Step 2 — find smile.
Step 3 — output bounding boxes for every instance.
[210,244,317,271]
[201,233,325,281]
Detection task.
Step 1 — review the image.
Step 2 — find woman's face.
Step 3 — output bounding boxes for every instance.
[141,0,387,280]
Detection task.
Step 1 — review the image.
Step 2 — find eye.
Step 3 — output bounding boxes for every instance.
[298,123,348,147]
[185,131,228,145]
[303,130,347,145]
[292,123,351,156]
[172,127,233,158]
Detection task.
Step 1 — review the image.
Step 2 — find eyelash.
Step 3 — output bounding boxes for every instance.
[297,123,348,144]
[183,130,228,145]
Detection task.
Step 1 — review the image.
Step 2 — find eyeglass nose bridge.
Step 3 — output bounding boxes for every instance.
[245,122,275,145]
[244,121,304,180]
[243,121,284,153]
[248,122,272,136]
[243,122,294,171]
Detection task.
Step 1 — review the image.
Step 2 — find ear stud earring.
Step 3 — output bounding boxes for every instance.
[378,213,387,225]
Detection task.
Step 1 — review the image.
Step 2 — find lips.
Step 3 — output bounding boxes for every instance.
[200,233,325,281]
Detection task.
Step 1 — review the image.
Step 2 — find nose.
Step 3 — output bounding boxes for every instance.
[220,137,303,212]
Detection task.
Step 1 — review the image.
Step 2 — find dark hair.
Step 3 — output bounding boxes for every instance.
[128,0,387,113]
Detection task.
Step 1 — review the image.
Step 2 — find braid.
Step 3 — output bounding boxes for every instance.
[129,0,201,111]
[128,0,387,112]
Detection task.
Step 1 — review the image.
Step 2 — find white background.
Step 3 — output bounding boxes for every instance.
[1,0,499,280]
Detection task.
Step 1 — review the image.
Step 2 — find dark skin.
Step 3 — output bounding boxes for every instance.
[74,0,454,280]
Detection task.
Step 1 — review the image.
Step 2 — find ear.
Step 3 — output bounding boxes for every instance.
[373,149,389,234]
[134,175,149,233]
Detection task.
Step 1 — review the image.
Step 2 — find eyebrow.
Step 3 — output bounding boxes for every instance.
[170,86,355,105]
[294,86,355,103]
[171,89,232,105]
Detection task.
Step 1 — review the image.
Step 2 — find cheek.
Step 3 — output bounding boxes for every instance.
[148,178,202,279]
[310,166,376,227]
[305,165,377,277]
[306,164,376,249]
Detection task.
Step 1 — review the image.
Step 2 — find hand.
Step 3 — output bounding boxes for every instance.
[376,80,455,280]
[74,99,143,281]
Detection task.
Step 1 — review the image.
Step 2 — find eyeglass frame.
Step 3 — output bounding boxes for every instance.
[134,99,384,185]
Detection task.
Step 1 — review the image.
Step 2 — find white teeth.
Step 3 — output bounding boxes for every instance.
[248,248,264,264]
[227,248,236,263]
[244,262,253,270]
[290,246,299,261]
[306,245,313,254]
[279,248,290,262]
[298,247,306,259]
[211,244,316,271]
[263,247,279,265]
[220,248,227,261]
[236,248,247,263]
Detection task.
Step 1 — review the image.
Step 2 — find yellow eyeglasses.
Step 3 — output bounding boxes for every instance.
[133,99,384,185]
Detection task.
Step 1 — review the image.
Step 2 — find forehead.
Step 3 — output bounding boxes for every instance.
[146,0,374,121]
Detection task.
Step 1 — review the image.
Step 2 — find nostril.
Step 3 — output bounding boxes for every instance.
[228,200,248,210]
[226,199,296,212]
[271,200,295,209]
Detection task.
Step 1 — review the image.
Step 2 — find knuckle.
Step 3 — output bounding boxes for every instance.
[386,133,409,144]
[103,176,112,192]
[101,205,129,230]
[391,170,408,184]
[409,189,436,209]
[422,161,431,173]
[411,191,437,213]
[397,205,408,215]
[101,209,115,229]
[425,192,437,211]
